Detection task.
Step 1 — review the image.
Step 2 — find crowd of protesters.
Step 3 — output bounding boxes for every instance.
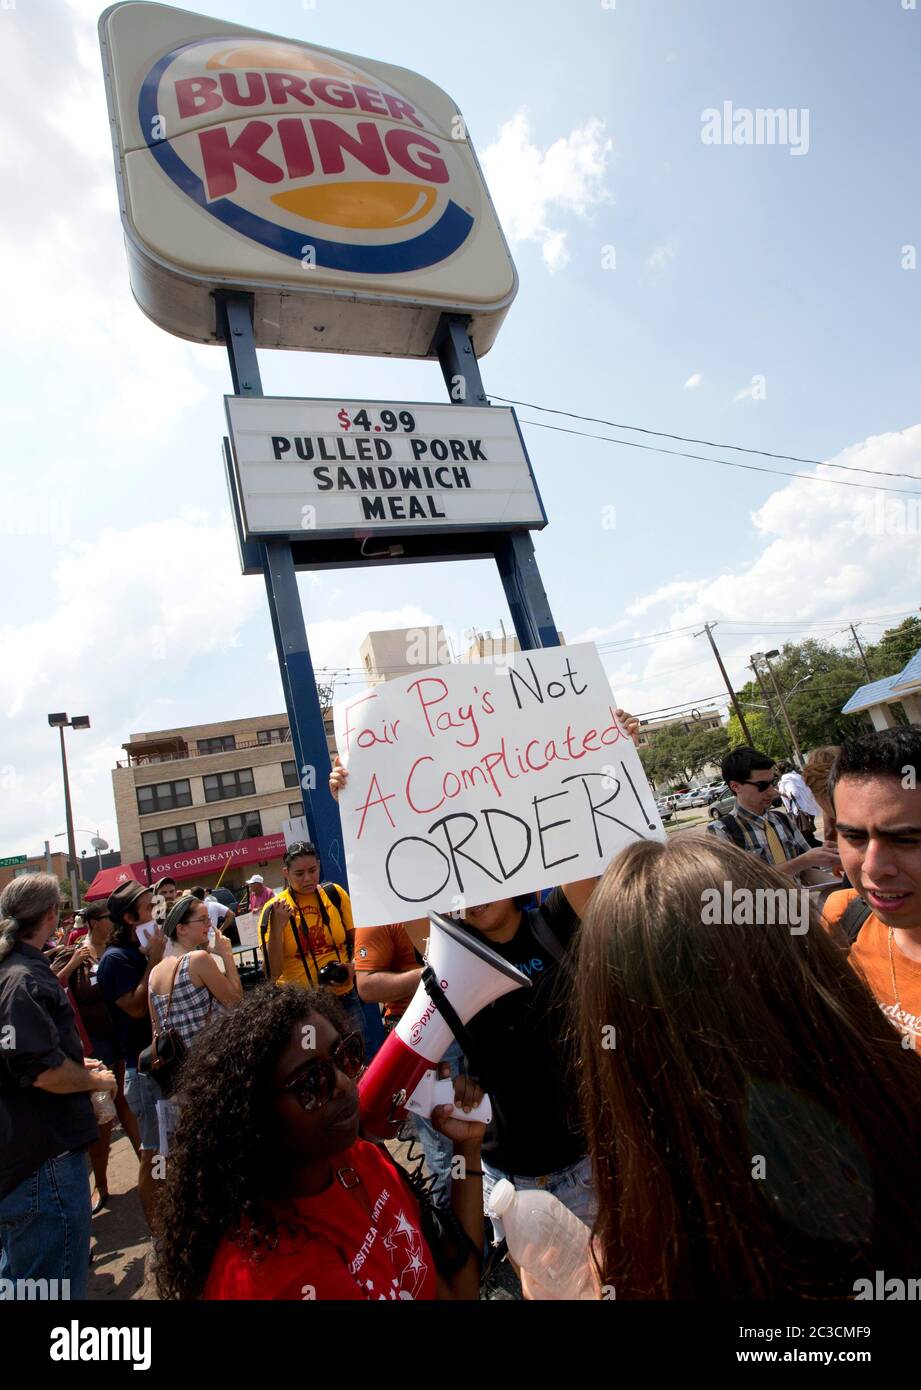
[2,716,920,1301]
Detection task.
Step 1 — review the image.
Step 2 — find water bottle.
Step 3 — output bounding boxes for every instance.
[91,1090,116,1124]
[487,1179,595,1300]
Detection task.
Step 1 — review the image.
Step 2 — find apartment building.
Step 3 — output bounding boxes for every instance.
[635,710,723,747]
[111,711,335,891]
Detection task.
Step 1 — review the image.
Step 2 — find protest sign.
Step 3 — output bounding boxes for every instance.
[334,643,666,927]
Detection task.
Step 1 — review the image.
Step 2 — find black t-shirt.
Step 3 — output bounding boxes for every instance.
[0,943,98,1199]
[96,943,152,1067]
[463,888,583,1176]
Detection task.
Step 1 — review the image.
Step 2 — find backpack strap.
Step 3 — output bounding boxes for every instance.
[321,881,342,916]
[320,882,352,960]
[841,897,872,945]
[528,907,565,965]
[718,813,746,849]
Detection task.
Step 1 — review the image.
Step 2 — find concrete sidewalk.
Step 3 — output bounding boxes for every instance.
[87,1131,154,1301]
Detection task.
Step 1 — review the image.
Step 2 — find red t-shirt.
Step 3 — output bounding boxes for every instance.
[203,1140,437,1301]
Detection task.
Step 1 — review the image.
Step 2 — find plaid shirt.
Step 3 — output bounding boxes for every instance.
[707,804,811,868]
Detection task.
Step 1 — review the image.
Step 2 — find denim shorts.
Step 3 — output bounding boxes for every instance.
[124,1067,161,1151]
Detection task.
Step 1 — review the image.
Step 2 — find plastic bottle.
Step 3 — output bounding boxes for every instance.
[91,1090,116,1124]
[487,1179,596,1300]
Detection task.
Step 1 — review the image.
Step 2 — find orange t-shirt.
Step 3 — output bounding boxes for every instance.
[823,889,921,1051]
[353,923,418,1021]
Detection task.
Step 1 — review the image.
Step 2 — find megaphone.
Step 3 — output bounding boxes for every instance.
[358,910,531,1141]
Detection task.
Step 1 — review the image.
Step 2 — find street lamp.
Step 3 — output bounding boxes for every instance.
[48,713,91,908]
[55,826,109,877]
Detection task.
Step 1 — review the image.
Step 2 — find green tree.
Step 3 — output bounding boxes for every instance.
[869,616,921,679]
[639,722,729,790]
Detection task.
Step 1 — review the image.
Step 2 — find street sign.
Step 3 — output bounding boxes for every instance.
[98,4,517,356]
[0,855,27,867]
[225,397,545,538]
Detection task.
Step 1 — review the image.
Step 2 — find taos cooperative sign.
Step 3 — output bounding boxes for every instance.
[225,397,546,537]
[333,644,667,928]
[99,3,517,355]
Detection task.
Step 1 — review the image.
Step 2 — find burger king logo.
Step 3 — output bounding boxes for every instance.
[139,37,479,275]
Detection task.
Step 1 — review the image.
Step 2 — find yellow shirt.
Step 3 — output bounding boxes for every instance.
[259,884,354,993]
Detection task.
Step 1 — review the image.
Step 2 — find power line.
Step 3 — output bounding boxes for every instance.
[515,417,921,498]
[492,395,921,483]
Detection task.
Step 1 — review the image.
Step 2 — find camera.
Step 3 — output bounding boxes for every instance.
[318,962,350,987]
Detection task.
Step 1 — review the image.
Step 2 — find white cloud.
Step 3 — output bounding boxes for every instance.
[683,372,703,390]
[481,111,613,271]
[602,424,921,724]
[624,581,702,619]
[733,381,760,403]
[0,511,263,857]
[647,241,676,272]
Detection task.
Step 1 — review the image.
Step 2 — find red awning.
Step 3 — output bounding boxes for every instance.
[83,865,140,901]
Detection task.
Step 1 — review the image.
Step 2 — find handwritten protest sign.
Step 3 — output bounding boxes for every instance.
[333,642,666,927]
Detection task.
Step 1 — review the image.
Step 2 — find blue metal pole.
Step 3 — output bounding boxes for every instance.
[433,314,560,651]
[217,293,346,885]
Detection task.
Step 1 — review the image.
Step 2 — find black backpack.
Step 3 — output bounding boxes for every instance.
[840,896,871,945]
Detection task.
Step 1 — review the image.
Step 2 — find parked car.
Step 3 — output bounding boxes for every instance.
[708,788,737,820]
[656,801,674,823]
[674,792,698,810]
[687,789,711,807]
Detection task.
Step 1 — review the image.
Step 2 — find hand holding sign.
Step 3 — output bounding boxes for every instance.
[333,644,665,928]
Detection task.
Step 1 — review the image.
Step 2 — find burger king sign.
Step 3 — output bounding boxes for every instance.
[99,3,517,356]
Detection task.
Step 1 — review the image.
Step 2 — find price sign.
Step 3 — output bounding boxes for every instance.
[225,396,546,539]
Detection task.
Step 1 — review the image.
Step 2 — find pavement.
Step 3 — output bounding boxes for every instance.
[87,1132,154,1301]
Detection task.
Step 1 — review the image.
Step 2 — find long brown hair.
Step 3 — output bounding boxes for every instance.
[573,835,921,1299]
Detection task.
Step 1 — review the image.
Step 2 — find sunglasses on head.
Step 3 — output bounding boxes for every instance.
[275,1031,364,1112]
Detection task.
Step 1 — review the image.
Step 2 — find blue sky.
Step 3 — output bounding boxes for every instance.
[2,0,920,857]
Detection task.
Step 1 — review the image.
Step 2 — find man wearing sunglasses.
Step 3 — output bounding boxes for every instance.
[708,746,841,879]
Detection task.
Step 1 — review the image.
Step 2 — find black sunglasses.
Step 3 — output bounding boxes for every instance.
[275,1031,364,1112]
[743,777,779,791]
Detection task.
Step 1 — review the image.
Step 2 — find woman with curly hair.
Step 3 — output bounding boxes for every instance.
[155,984,484,1301]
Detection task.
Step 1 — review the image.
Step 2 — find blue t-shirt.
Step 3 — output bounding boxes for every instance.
[96,943,152,1067]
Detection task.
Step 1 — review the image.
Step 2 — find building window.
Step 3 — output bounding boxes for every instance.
[142,823,198,857]
[210,811,262,846]
[282,760,299,788]
[257,727,291,745]
[197,734,236,755]
[203,768,256,803]
[288,801,304,819]
[136,779,192,816]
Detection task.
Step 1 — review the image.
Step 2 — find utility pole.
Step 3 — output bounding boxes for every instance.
[47,713,90,908]
[850,623,873,681]
[695,622,753,744]
[761,652,805,769]
[747,662,792,759]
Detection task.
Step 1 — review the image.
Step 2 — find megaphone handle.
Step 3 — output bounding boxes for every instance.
[409,1076,492,1126]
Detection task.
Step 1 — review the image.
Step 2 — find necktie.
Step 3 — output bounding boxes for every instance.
[764,819,787,866]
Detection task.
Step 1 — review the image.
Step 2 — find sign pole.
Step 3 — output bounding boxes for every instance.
[216,292,346,885]
[434,315,560,650]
